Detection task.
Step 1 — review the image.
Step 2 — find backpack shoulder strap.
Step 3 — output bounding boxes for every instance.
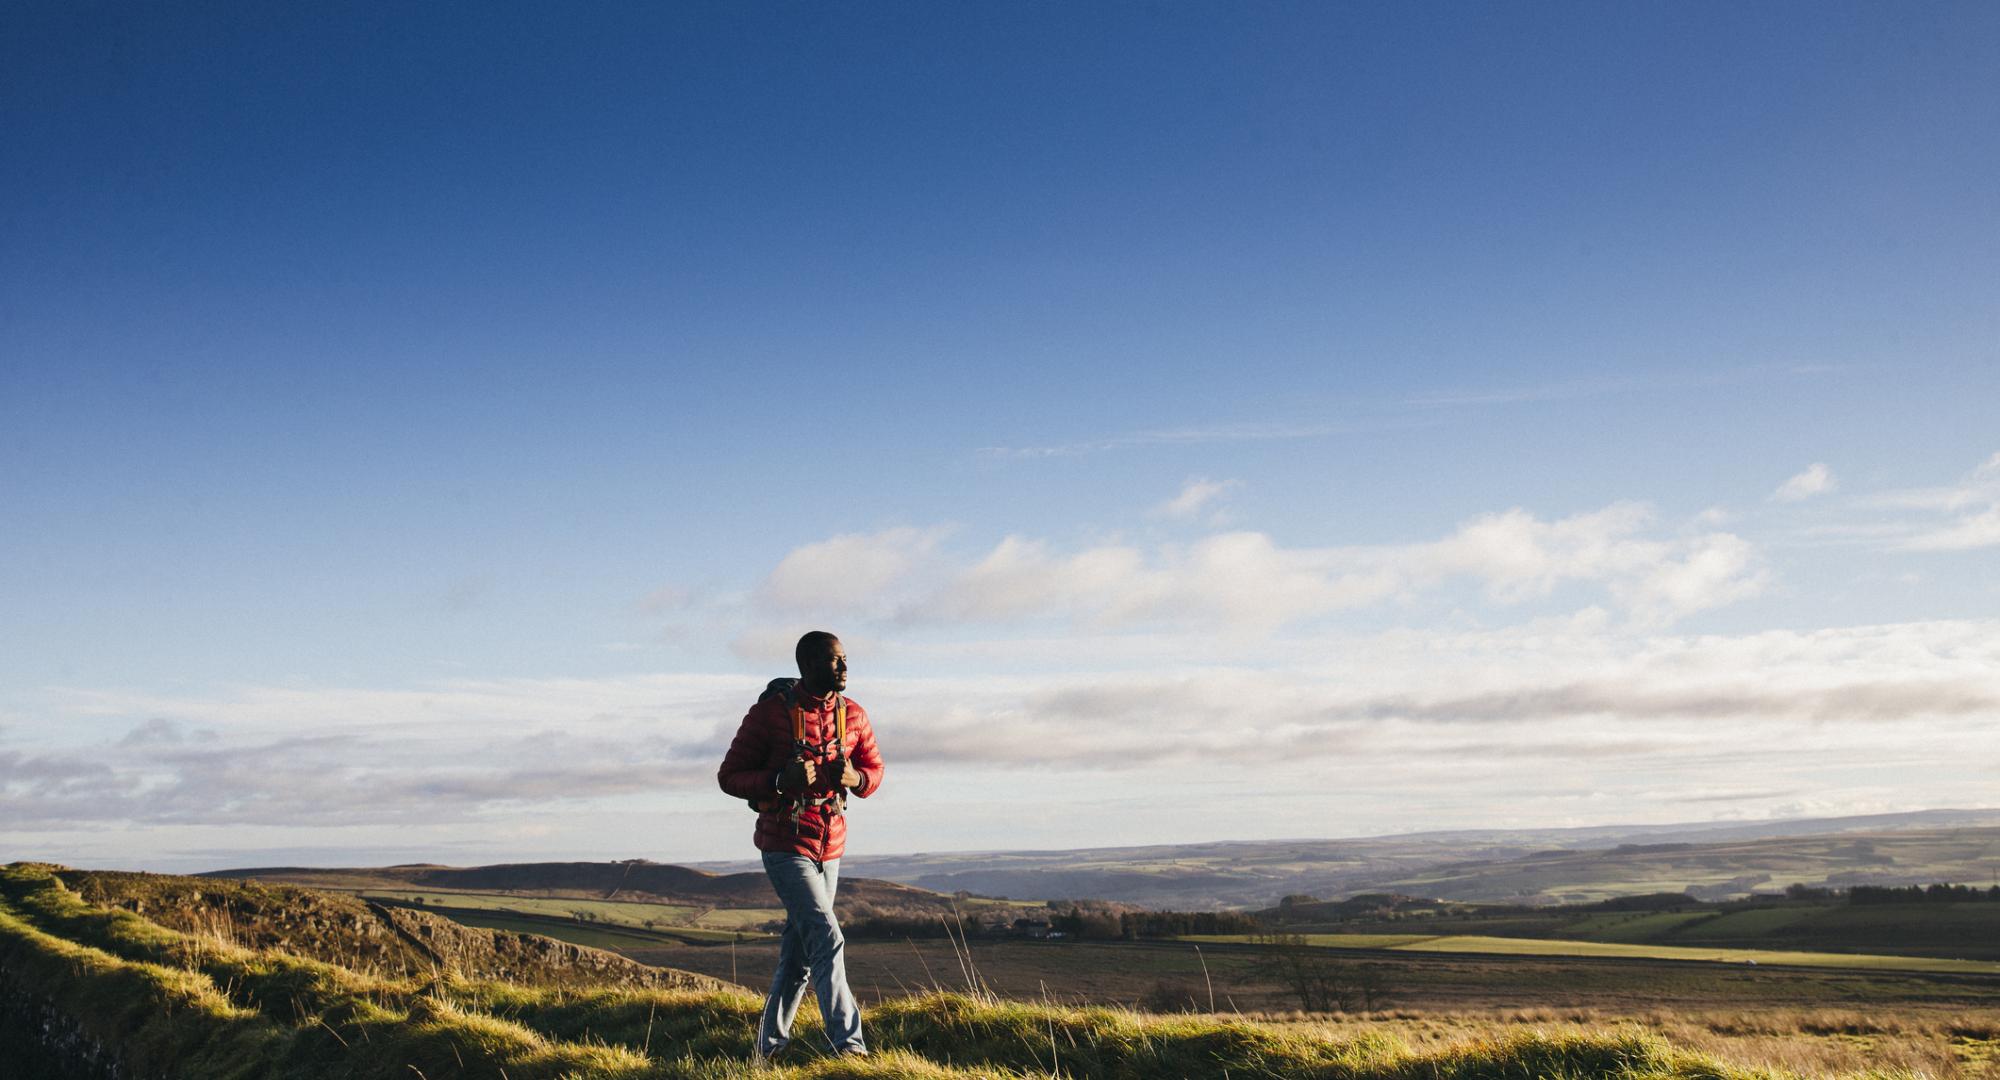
[785,684,805,743]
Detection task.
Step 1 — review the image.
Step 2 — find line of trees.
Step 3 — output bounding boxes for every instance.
[841,907,1261,940]
[1849,883,2000,905]
[1051,907,1262,940]
[842,914,960,939]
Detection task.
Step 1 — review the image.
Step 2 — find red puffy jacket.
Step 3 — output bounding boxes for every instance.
[717,690,884,862]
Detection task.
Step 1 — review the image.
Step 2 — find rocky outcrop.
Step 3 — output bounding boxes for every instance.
[61,871,428,975]
[373,904,720,989]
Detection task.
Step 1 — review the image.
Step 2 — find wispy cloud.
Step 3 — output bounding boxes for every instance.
[1903,507,2000,552]
[1848,452,2000,551]
[1151,476,1238,523]
[1355,678,1999,724]
[977,418,1423,459]
[1405,365,1830,411]
[1,737,695,829]
[1894,452,2000,552]
[983,367,1826,459]
[1404,374,1647,408]
[1772,463,1837,502]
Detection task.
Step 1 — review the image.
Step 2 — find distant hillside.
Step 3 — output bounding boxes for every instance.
[1260,887,2000,962]
[814,809,2000,908]
[204,858,950,913]
[1366,827,2000,905]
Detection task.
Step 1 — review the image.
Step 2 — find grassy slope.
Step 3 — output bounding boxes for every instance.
[2,862,1836,1080]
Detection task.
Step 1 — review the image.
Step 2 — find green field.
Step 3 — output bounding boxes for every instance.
[1284,897,2000,963]
[1183,932,2000,975]
[1669,907,1814,938]
[360,888,780,938]
[685,906,787,930]
[1557,911,1717,940]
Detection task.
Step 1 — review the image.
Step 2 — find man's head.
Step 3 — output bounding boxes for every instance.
[795,631,847,694]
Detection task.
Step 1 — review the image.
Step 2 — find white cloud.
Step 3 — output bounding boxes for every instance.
[1152,476,1237,522]
[911,530,1404,631]
[1865,452,2000,512]
[1616,531,1767,625]
[1772,463,1836,502]
[1873,452,2000,551]
[1903,506,2000,552]
[895,501,1762,631]
[757,526,950,613]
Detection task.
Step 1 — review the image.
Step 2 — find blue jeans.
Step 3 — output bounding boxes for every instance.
[757,852,865,1056]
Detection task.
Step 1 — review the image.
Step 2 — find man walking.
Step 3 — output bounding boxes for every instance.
[718,631,885,1060]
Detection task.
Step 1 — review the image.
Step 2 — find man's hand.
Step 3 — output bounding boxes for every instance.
[838,761,861,789]
[780,760,817,792]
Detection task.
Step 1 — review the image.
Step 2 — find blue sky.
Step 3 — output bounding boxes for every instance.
[4,3,1997,872]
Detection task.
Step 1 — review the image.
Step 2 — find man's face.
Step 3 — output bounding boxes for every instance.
[802,638,848,693]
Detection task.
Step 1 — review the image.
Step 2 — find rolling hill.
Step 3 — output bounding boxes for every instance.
[813,811,2000,908]
[203,858,958,914]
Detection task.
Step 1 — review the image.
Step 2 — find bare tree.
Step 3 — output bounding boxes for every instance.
[1248,934,1393,1013]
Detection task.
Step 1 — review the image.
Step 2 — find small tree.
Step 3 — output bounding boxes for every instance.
[1249,936,1393,1012]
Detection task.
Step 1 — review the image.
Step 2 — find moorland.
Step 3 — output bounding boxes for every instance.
[10,835,2000,1075]
[10,814,2000,1076]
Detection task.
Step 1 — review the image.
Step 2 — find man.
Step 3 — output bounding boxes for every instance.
[717,630,885,1060]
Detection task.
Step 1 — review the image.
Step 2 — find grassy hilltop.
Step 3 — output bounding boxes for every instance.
[7,862,2000,1079]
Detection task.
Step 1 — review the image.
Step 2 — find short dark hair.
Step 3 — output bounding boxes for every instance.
[795,630,839,672]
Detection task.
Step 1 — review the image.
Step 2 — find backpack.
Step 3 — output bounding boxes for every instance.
[744,678,848,818]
